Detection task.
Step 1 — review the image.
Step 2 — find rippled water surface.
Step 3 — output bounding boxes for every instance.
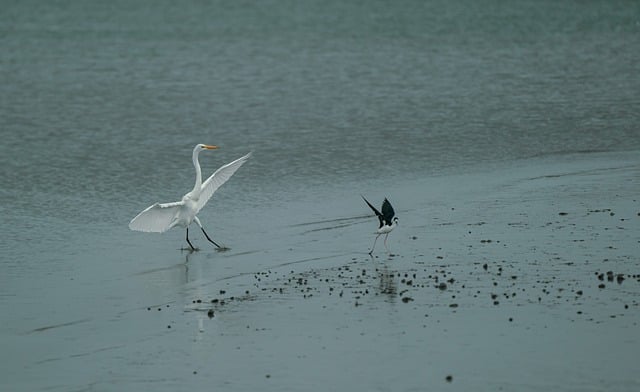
[1,1,639,391]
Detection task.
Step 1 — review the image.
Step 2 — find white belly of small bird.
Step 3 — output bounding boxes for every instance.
[376,224,395,234]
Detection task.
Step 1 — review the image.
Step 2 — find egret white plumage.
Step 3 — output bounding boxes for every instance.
[129,144,251,251]
[362,196,398,255]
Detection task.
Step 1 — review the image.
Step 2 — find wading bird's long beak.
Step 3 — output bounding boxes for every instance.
[204,145,218,150]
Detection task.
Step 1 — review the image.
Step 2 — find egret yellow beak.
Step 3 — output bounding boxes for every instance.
[203,145,218,150]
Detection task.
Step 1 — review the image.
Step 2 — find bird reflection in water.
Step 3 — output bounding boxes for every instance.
[377,266,398,300]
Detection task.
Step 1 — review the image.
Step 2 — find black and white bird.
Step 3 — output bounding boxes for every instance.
[362,196,399,255]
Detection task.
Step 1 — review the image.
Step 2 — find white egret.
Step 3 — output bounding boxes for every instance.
[362,196,398,255]
[129,144,251,251]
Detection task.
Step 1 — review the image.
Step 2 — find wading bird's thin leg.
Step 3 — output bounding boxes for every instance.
[194,216,222,249]
[369,234,381,255]
[384,233,390,253]
[186,228,196,251]
[201,227,222,248]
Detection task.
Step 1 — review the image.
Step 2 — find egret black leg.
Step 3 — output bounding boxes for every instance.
[201,227,222,249]
[186,228,196,251]
[193,216,226,250]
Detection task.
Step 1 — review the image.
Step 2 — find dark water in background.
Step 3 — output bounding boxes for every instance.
[1,1,639,390]
[2,0,639,200]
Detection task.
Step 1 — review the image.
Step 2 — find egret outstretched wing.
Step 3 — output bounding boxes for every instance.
[195,152,252,213]
[129,201,184,233]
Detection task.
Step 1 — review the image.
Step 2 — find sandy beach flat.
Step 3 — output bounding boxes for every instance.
[174,151,639,391]
[6,151,637,391]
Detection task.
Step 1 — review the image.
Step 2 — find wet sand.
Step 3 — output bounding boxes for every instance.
[3,151,639,391]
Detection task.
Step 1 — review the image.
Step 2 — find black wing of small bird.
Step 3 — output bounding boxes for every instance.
[381,198,395,224]
[362,195,384,228]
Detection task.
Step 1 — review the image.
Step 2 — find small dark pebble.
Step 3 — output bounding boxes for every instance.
[559,212,568,216]
[402,297,414,303]
[598,283,605,289]
[449,303,458,308]
[265,374,271,379]
[167,325,171,329]
[438,282,447,290]
[576,290,583,296]
[207,309,214,318]
[220,290,226,294]
[508,317,513,322]
[445,375,453,383]
[211,299,219,303]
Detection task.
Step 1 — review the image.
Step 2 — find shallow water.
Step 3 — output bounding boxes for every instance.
[1,1,640,391]
[3,150,639,392]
